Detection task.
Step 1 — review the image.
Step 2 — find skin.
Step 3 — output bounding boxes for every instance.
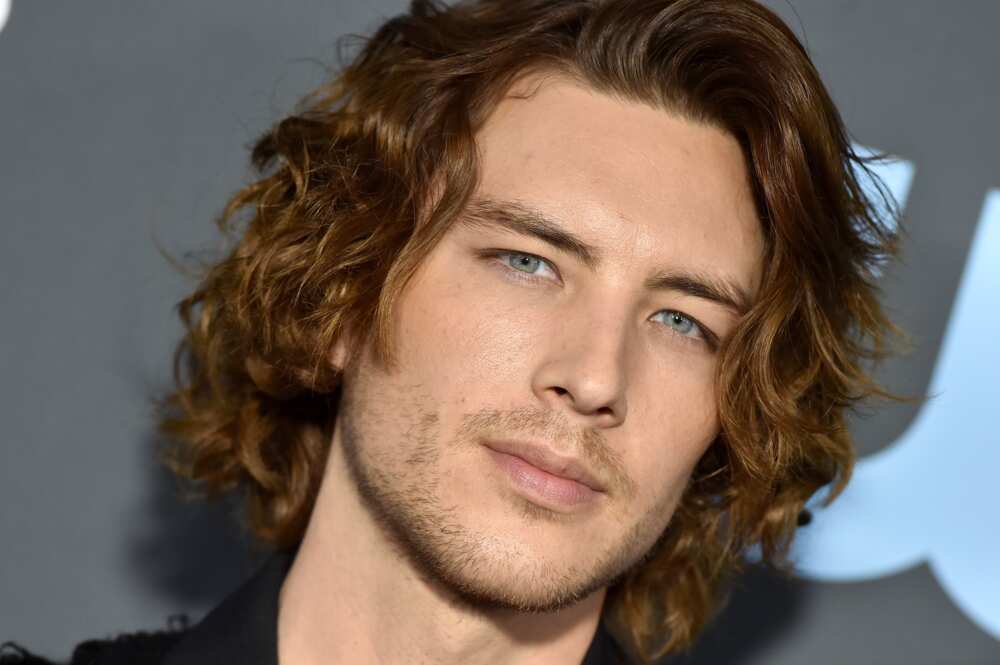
[278,72,763,665]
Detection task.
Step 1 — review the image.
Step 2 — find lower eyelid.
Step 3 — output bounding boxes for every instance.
[655,312,719,350]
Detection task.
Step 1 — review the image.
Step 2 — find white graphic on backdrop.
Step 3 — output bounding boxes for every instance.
[0,0,10,34]
[793,149,1000,641]
[852,145,916,245]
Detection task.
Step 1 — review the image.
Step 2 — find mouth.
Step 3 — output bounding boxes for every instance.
[482,438,606,511]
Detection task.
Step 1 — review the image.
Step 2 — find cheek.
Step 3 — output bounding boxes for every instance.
[393,260,536,399]
[625,370,719,505]
[640,341,720,440]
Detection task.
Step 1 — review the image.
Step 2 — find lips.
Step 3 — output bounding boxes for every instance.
[481,438,606,493]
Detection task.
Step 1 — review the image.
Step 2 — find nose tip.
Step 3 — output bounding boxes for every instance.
[531,304,631,428]
[548,383,626,427]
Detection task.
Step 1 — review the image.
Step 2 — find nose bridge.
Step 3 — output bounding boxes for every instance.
[533,289,632,422]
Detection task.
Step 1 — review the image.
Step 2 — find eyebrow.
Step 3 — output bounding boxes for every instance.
[461,196,754,316]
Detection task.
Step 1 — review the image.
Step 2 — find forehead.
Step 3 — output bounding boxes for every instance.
[472,72,764,294]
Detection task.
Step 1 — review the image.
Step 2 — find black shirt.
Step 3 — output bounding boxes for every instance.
[3,550,629,665]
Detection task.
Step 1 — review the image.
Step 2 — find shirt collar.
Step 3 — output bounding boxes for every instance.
[164,549,628,665]
[163,550,293,665]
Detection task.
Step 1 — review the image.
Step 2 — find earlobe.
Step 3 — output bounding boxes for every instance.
[331,334,350,371]
[330,324,365,375]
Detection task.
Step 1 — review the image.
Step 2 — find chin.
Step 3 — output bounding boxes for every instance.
[435,552,611,614]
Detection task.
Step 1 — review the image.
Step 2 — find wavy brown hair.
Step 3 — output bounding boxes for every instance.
[159,0,902,661]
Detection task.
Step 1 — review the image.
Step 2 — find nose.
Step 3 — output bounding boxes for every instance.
[530,302,630,428]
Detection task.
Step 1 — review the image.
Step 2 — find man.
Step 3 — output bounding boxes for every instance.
[2,0,900,663]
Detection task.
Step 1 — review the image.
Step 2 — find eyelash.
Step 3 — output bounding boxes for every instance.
[478,249,719,351]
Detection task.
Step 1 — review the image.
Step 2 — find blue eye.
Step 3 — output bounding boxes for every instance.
[492,251,559,281]
[484,248,719,351]
[505,253,545,274]
[654,310,701,338]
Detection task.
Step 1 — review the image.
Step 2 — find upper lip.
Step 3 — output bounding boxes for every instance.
[482,438,606,492]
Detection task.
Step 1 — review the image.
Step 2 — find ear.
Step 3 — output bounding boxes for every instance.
[331,333,350,372]
[331,321,366,374]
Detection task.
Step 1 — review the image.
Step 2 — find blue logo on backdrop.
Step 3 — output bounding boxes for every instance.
[793,148,1000,640]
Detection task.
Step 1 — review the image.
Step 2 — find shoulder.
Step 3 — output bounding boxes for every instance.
[1,626,188,665]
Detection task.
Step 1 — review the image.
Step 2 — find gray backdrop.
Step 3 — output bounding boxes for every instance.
[2,2,998,664]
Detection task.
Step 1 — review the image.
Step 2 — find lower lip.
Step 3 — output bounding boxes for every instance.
[485,448,602,510]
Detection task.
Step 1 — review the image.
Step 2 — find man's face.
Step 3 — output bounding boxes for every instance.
[334,73,763,612]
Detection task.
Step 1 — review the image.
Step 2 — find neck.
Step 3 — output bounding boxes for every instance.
[276,439,606,665]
